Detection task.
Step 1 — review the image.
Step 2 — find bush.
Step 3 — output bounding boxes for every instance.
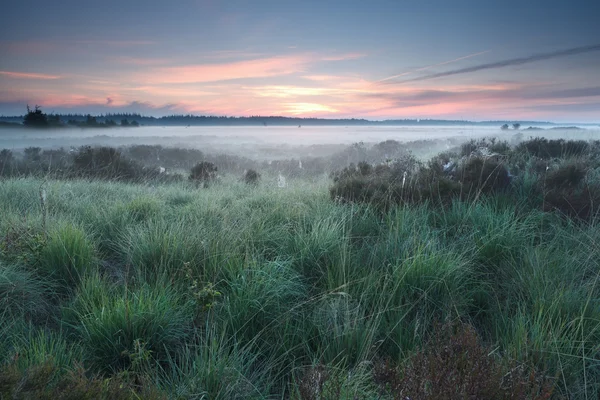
[0,361,167,399]
[72,146,143,181]
[545,162,587,189]
[242,169,261,185]
[374,323,556,399]
[456,156,511,195]
[189,161,217,186]
[516,138,589,159]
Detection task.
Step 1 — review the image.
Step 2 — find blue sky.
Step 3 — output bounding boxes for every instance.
[1,0,599,121]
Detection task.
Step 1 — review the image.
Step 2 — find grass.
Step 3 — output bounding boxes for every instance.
[1,143,600,398]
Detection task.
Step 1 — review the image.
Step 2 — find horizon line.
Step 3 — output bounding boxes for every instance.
[1,113,598,125]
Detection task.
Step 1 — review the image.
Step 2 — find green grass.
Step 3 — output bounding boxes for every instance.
[1,174,599,398]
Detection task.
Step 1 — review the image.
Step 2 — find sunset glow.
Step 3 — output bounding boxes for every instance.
[0,0,598,122]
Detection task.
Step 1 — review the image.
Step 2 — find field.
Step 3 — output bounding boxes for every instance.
[1,135,600,399]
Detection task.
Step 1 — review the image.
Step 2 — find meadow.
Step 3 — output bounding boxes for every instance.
[1,136,600,399]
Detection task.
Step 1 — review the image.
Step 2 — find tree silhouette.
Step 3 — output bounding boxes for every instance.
[23,105,49,127]
[512,123,521,130]
[500,124,509,130]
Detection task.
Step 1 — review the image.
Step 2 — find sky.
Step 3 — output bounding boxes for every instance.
[0,0,599,122]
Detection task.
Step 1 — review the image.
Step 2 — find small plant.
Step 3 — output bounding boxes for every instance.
[184,262,221,312]
[0,223,46,266]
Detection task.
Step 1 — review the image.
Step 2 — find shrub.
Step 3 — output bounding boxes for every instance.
[374,323,556,399]
[0,361,167,399]
[456,156,511,195]
[545,162,587,189]
[71,146,146,181]
[543,186,600,220]
[242,169,261,185]
[516,138,589,159]
[189,161,217,186]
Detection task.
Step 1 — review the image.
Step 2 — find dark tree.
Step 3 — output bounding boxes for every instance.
[121,119,130,126]
[512,123,521,130]
[131,120,139,127]
[23,105,49,127]
[47,114,62,127]
[85,115,97,126]
[500,124,509,130]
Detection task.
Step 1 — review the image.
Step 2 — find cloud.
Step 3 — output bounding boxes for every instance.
[388,44,600,84]
[110,56,171,66]
[137,55,314,84]
[321,53,366,61]
[106,97,114,105]
[72,40,156,47]
[0,71,61,80]
[377,50,490,83]
[544,87,600,99]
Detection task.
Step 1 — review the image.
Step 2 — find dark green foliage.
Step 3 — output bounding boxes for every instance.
[516,137,589,159]
[330,155,510,210]
[71,146,174,182]
[456,156,511,194]
[545,162,587,189]
[23,105,48,128]
[243,168,261,185]
[331,137,600,221]
[189,161,217,185]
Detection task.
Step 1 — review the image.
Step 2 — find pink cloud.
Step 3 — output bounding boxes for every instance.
[110,56,171,66]
[0,70,61,80]
[321,53,366,61]
[137,55,314,84]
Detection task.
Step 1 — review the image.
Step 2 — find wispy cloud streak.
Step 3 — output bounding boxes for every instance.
[388,44,600,84]
[377,50,490,83]
[0,70,61,80]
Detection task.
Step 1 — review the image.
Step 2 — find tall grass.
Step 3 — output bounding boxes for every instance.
[1,174,599,398]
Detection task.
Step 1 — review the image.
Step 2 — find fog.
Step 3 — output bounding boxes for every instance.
[1,125,598,161]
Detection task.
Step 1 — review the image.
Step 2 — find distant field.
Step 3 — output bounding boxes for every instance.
[1,136,600,398]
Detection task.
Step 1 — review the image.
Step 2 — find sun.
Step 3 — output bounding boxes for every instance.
[284,102,339,115]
